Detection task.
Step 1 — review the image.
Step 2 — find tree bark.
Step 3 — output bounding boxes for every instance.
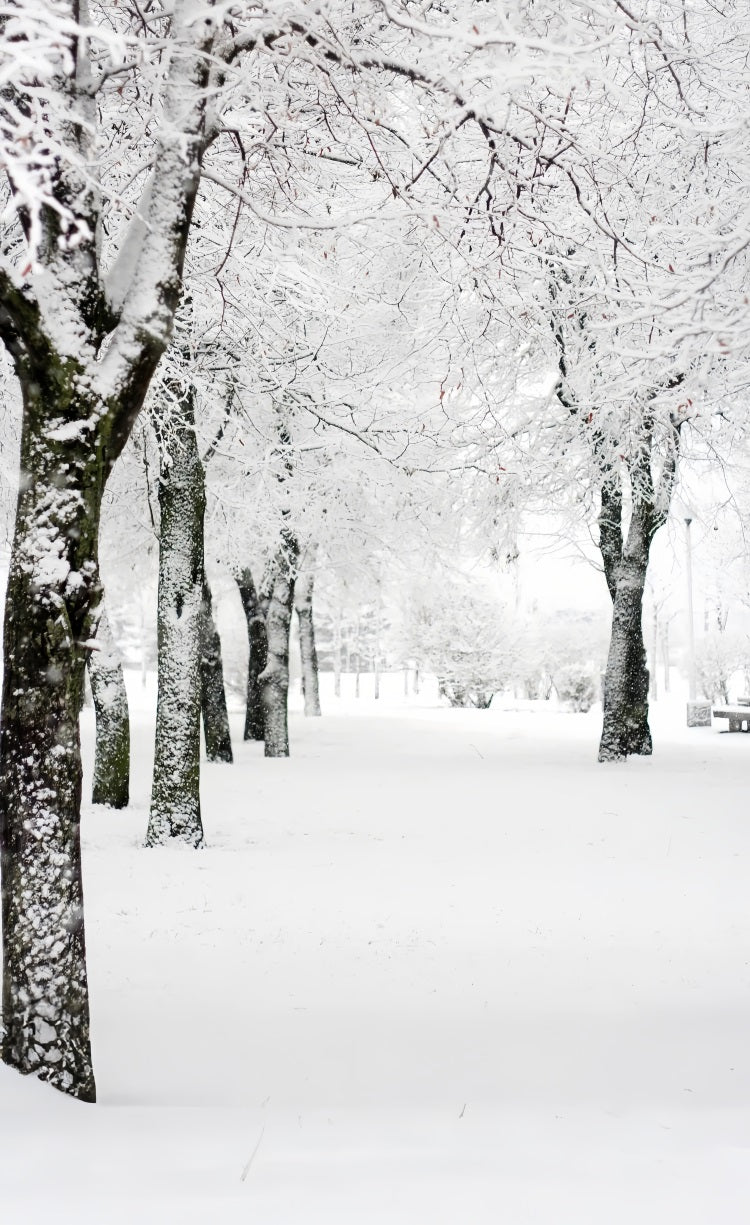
[599,540,652,762]
[236,568,266,741]
[0,5,213,1101]
[145,393,205,848]
[0,369,104,1103]
[88,606,130,808]
[199,578,233,763]
[294,558,322,718]
[597,416,680,762]
[259,532,299,757]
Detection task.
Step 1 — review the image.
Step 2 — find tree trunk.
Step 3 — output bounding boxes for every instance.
[260,532,298,757]
[1,375,104,1103]
[145,393,205,848]
[236,568,266,741]
[294,561,322,718]
[199,578,233,763]
[662,623,671,692]
[88,605,130,808]
[333,624,342,698]
[599,551,652,762]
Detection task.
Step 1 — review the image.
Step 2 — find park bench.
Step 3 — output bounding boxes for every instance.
[713,704,750,732]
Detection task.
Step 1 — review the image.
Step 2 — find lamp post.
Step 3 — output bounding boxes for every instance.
[685,516,697,702]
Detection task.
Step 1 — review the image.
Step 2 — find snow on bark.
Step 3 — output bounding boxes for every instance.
[599,553,652,762]
[236,568,267,743]
[259,532,298,758]
[88,604,130,808]
[294,550,321,718]
[145,392,205,848]
[199,577,233,764]
[597,416,681,763]
[0,362,104,1103]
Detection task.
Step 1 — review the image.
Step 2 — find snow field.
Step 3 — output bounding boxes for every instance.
[2,681,750,1223]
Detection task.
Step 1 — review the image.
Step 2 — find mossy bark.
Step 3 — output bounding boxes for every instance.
[199,577,233,763]
[294,559,321,718]
[236,568,266,742]
[145,393,205,848]
[88,605,130,808]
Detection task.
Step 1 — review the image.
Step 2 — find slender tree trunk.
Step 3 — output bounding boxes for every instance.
[333,622,342,698]
[1,377,104,1103]
[662,623,671,692]
[260,532,299,757]
[236,568,266,741]
[199,578,233,763]
[294,558,321,717]
[88,605,130,808]
[374,652,380,699]
[414,663,420,695]
[145,393,205,848]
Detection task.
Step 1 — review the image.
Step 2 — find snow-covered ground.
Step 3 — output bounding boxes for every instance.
[3,677,750,1223]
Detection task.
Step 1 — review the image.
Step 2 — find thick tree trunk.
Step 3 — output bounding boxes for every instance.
[260,532,299,757]
[294,562,321,718]
[199,578,233,763]
[236,568,266,741]
[88,606,130,808]
[599,552,652,762]
[145,394,205,848]
[1,377,104,1103]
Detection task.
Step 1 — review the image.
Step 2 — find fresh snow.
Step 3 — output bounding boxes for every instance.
[2,675,750,1223]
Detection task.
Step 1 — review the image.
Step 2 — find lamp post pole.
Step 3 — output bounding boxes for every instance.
[685,517,697,702]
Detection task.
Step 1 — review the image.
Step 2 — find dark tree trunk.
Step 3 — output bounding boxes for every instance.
[236,568,266,741]
[1,370,104,1103]
[145,393,205,848]
[294,560,321,718]
[199,578,233,763]
[88,606,130,808]
[597,417,680,762]
[599,549,652,761]
[259,531,299,757]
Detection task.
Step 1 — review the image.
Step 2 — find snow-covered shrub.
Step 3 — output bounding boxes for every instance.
[552,665,597,713]
[695,631,744,703]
